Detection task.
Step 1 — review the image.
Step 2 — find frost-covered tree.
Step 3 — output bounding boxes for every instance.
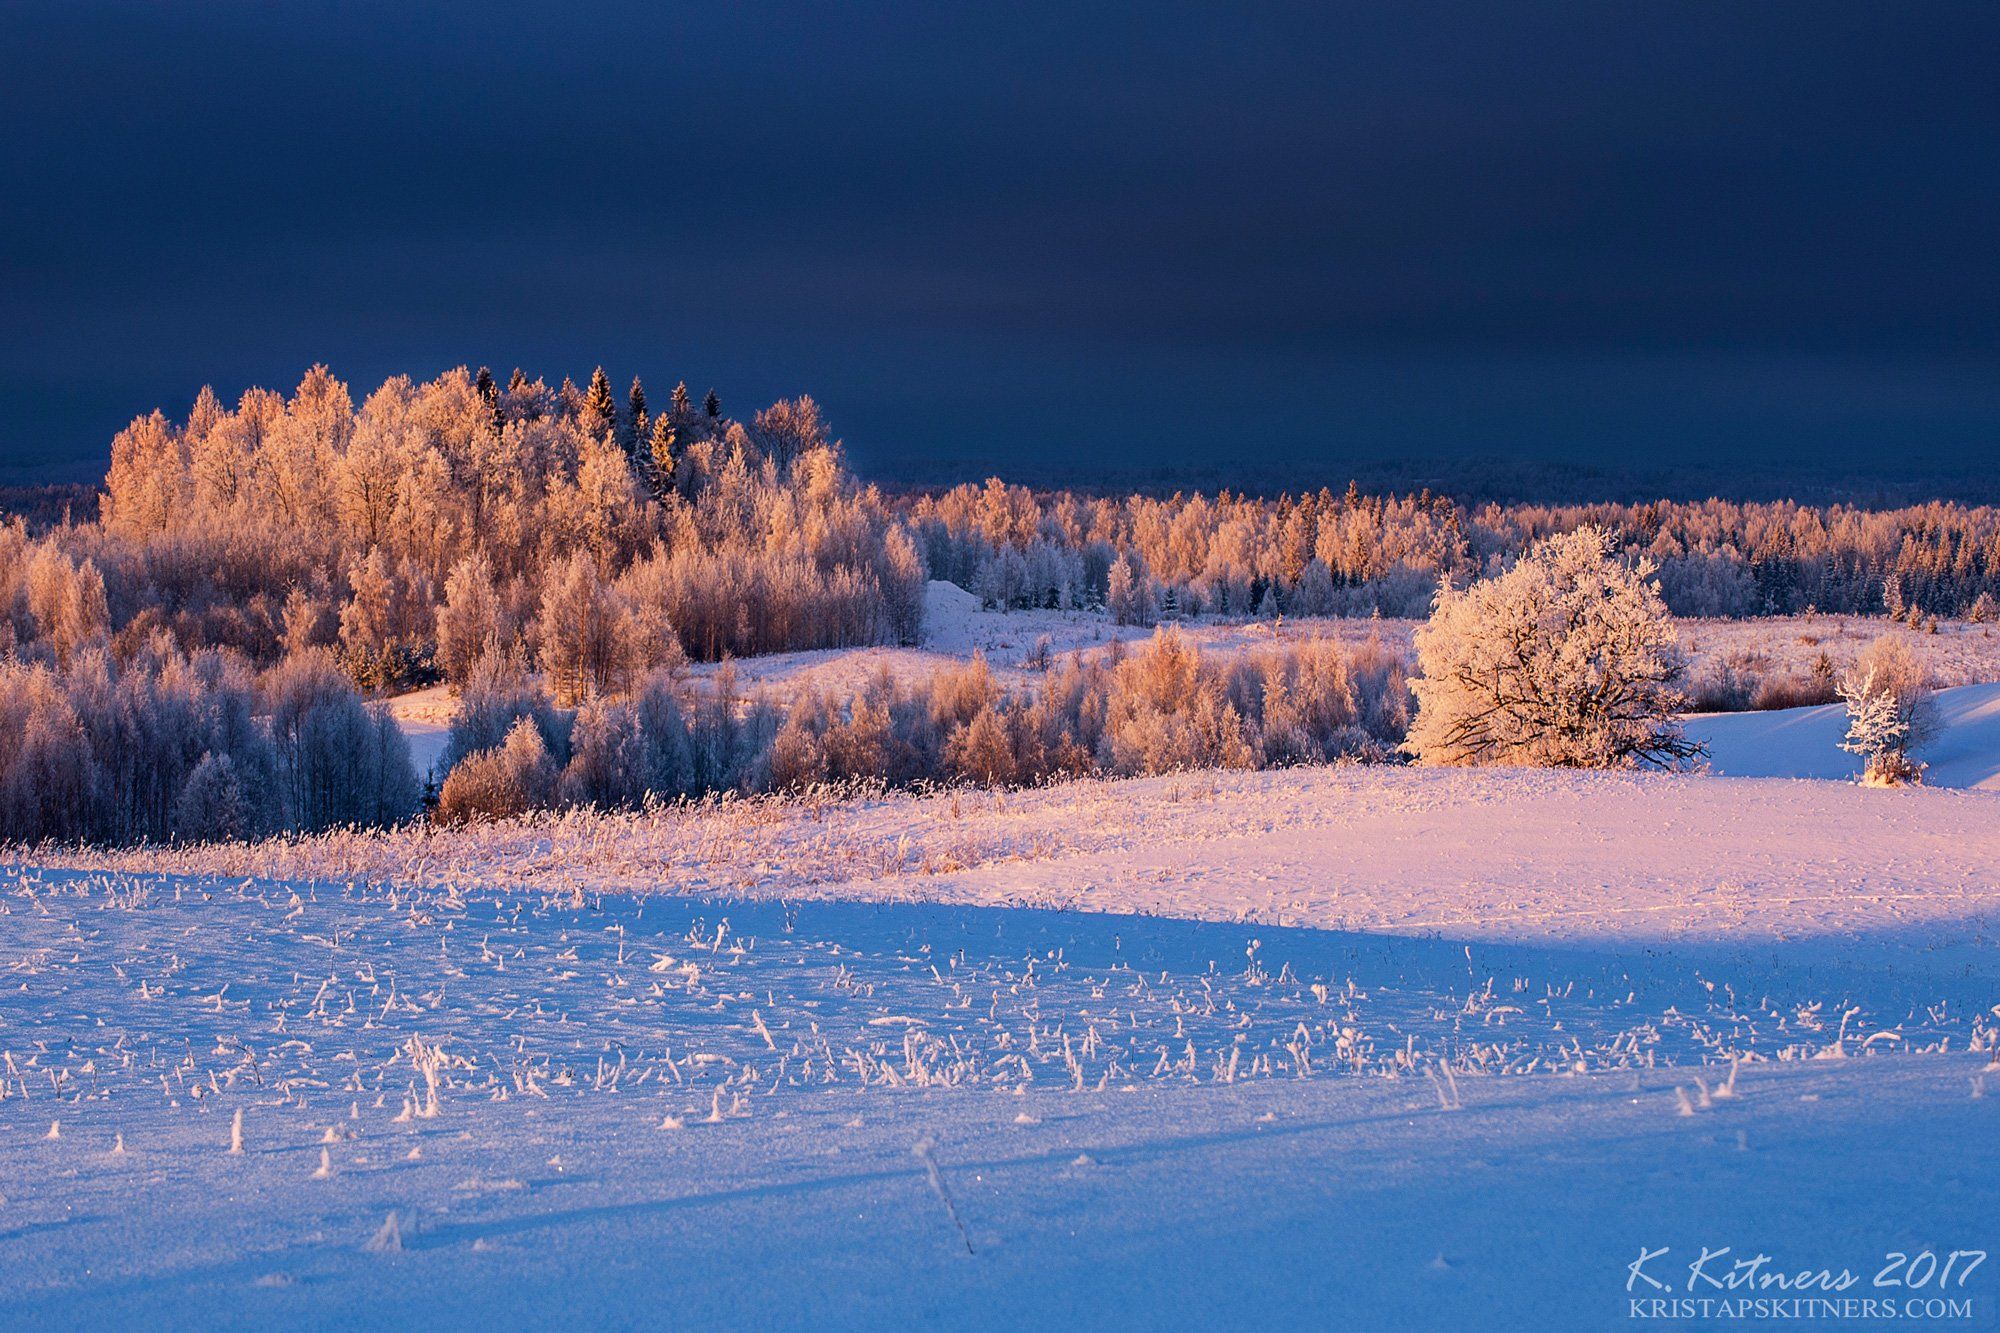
[24,544,108,666]
[559,696,648,808]
[1837,635,1939,786]
[435,555,504,689]
[879,525,928,645]
[626,376,649,456]
[1098,627,1256,775]
[1405,527,1699,769]
[173,751,251,842]
[537,551,680,705]
[646,414,678,499]
[582,366,617,440]
[752,396,829,470]
[435,716,559,824]
[264,649,420,830]
[945,704,1017,786]
[441,646,567,772]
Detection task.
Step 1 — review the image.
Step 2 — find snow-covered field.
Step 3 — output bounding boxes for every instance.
[7,760,2000,1327]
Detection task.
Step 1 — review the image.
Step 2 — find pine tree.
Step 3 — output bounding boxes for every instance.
[647,415,678,499]
[627,377,649,455]
[583,366,617,439]
[474,366,504,435]
[671,380,692,419]
[703,387,721,419]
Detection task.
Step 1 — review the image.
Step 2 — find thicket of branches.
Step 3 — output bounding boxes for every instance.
[433,629,1409,824]
[0,640,416,845]
[1404,528,1699,770]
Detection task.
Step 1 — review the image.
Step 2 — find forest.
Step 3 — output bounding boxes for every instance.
[1,363,1997,844]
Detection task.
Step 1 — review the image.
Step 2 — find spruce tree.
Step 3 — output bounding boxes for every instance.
[671,380,692,419]
[703,387,721,419]
[647,415,678,499]
[583,366,616,438]
[475,366,503,435]
[627,377,649,454]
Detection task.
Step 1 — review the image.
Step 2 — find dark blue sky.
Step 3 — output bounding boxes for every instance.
[3,2,1996,494]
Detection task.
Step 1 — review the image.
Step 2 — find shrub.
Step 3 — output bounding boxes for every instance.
[435,718,559,824]
[1405,527,1700,769]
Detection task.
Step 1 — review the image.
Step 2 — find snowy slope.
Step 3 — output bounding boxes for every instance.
[18,701,2000,1326]
[1687,681,2000,789]
[3,865,1998,1329]
[50,765,2000,955]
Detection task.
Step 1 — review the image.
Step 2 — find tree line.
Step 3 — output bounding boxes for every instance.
[900,479,2000,622]
[3,361,1997,846]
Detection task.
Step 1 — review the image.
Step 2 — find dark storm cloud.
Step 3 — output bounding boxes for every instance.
[2,1,1995,490]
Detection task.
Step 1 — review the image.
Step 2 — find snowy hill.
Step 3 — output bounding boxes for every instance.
[1686,681,2000,789]
[8,764,2000,1326]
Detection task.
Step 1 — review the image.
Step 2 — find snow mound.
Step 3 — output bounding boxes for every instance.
[925,578,980,616]
[1686,680,2000,789]
[921,579,984,653]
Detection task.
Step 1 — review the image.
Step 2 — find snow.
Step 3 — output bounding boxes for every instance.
[383,684,455,784]
[8,761,2000,1325]
[47,765,2000,952]
[1688,681,2000,789]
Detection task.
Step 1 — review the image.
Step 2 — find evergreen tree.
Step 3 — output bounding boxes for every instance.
[703,387,721,418]
[626,377,649,455]
[671,380,692,419]
[647,415,678,499]
[583,366,617,439]
[475,366,504,435]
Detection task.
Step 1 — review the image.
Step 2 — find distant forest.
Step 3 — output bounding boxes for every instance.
[2,364,1996,667]
[1,364,1997,845]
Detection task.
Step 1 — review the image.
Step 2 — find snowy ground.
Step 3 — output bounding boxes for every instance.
[1688,682,2000,790]
[384,684,454,785]
[7,763,2000,1328]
